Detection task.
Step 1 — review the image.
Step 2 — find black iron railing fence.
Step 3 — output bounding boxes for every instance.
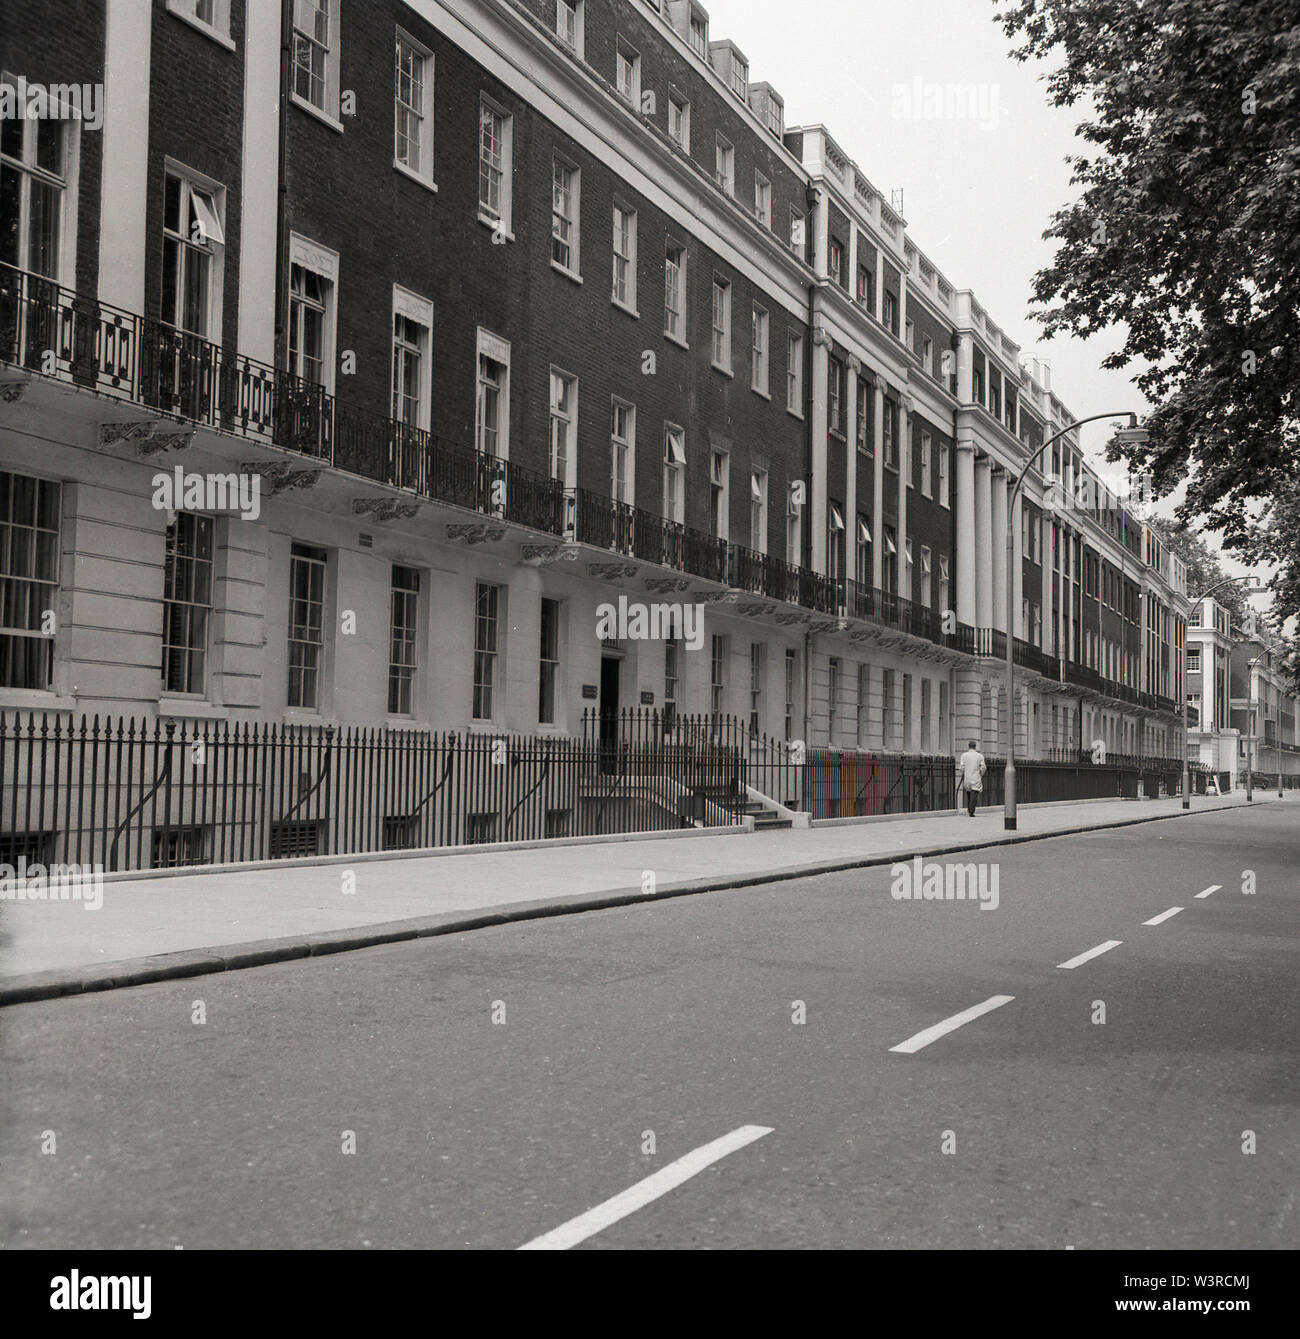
[1,709,1278,873]
[0,711,755,872]
[1,261,1192,712]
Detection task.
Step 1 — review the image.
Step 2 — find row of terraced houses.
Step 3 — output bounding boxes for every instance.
[1,0,1227,862]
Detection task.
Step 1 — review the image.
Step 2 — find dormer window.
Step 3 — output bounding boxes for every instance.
[730,57,748,100]
[689,12,707,56]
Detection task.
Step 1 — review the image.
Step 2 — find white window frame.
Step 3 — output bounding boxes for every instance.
[394,30,435,188]
[664,240,687,344]
[555,0,584,56]
[161,160,226,341]
[664,425,686,525]
[787,329,804,416]
[754,171,771,228]
[668,89,691,152]
[549,369,578,490]
[751,304,769,395]
[920,430,933,498]
[938,441,950,507]
[287,233,338,395]
[290,0,342,127]
[475,328,511,460]
[920,545,932,607]
[715,133,735,196]
[612,202,638,312]
[939,555,951,614]
[166,0,234,47]
[711,634,729,717]
[730,56,749,101]
[711,449,730,542]
[0,74,81,289]
[751,468,768,555]
[615,37,641,106]
[391,285,434,433]
[711,277,732,372]
[611,399,636,506]
[478,95,514,236]
[551,155,580,277]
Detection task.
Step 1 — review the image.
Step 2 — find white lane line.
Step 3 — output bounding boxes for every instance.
[516,1124,773,1250]
[889,994,1016,1055]
[1195,885,1222,899]
[1057,940,1123,970]
[1143,906,1184,926]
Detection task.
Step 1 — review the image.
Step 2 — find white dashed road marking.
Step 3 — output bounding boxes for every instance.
[1195,885,1222,899]
[889,994,1016,1054]
[1057,940,1123,970]
[517,1124,773,1250]
[1143,906,1184,926]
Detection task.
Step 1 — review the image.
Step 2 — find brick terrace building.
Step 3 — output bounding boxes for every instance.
[2,0,1189,775]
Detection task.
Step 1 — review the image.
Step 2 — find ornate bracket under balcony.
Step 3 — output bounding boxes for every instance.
[100,420,161,449]
[692,590,743,606]
[352,497,425,523]
[807,619,847,637]
[737,603,772,620]
[0,377,29,404]
[242,462,322,497]
[448,524,507,546]
[520,544,580,567]
[137,430,196,457]
[644,577,692,595]
[772,610,812,628]
[588,563,640,581]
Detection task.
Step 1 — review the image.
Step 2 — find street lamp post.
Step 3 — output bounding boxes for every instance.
[1003,412,1148,831]
[1180,575,1263,810]
[1245,651,1264,804]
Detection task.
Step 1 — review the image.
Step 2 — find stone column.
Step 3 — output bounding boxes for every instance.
[975,455,994,631]
[956,437,977,627]
[991,465,1008,633]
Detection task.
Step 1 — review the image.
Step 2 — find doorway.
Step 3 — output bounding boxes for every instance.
[599,655,621,773]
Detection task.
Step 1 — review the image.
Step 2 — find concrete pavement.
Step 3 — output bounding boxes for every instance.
[0,790,1281,1002]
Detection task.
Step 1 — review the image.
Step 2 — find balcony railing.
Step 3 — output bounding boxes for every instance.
[0,262,1188,701]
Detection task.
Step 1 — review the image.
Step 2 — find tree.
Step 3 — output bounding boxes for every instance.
[995,0,1300,623]
[1150,517,1254,624]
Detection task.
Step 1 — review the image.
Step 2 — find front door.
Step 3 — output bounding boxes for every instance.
[599,656,621,772]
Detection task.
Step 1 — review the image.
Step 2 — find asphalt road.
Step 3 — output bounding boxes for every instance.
[2,805,1296,1250]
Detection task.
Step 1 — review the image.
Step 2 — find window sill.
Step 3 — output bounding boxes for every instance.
[787,406,805,420]
[0,688,77,713]
[165,3,237,51]
[478,212,515,242]
[551,260,583,284]
[711,361,734,379]
[393,160,438,194]
[283,709,336,727]
[830,429,847,443]
[159,696,228,721]
[664,329,689,350]
[612,298,640,319]
[751,384,771,400]
[291,91,344,134]
[386,718,431,732]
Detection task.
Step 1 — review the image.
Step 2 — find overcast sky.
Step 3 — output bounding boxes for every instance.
[701,0,1272,604]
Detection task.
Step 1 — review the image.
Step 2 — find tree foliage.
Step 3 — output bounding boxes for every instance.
[995,0,1300,621]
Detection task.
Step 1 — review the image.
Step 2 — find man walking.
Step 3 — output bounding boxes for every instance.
[958,740,987,818]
